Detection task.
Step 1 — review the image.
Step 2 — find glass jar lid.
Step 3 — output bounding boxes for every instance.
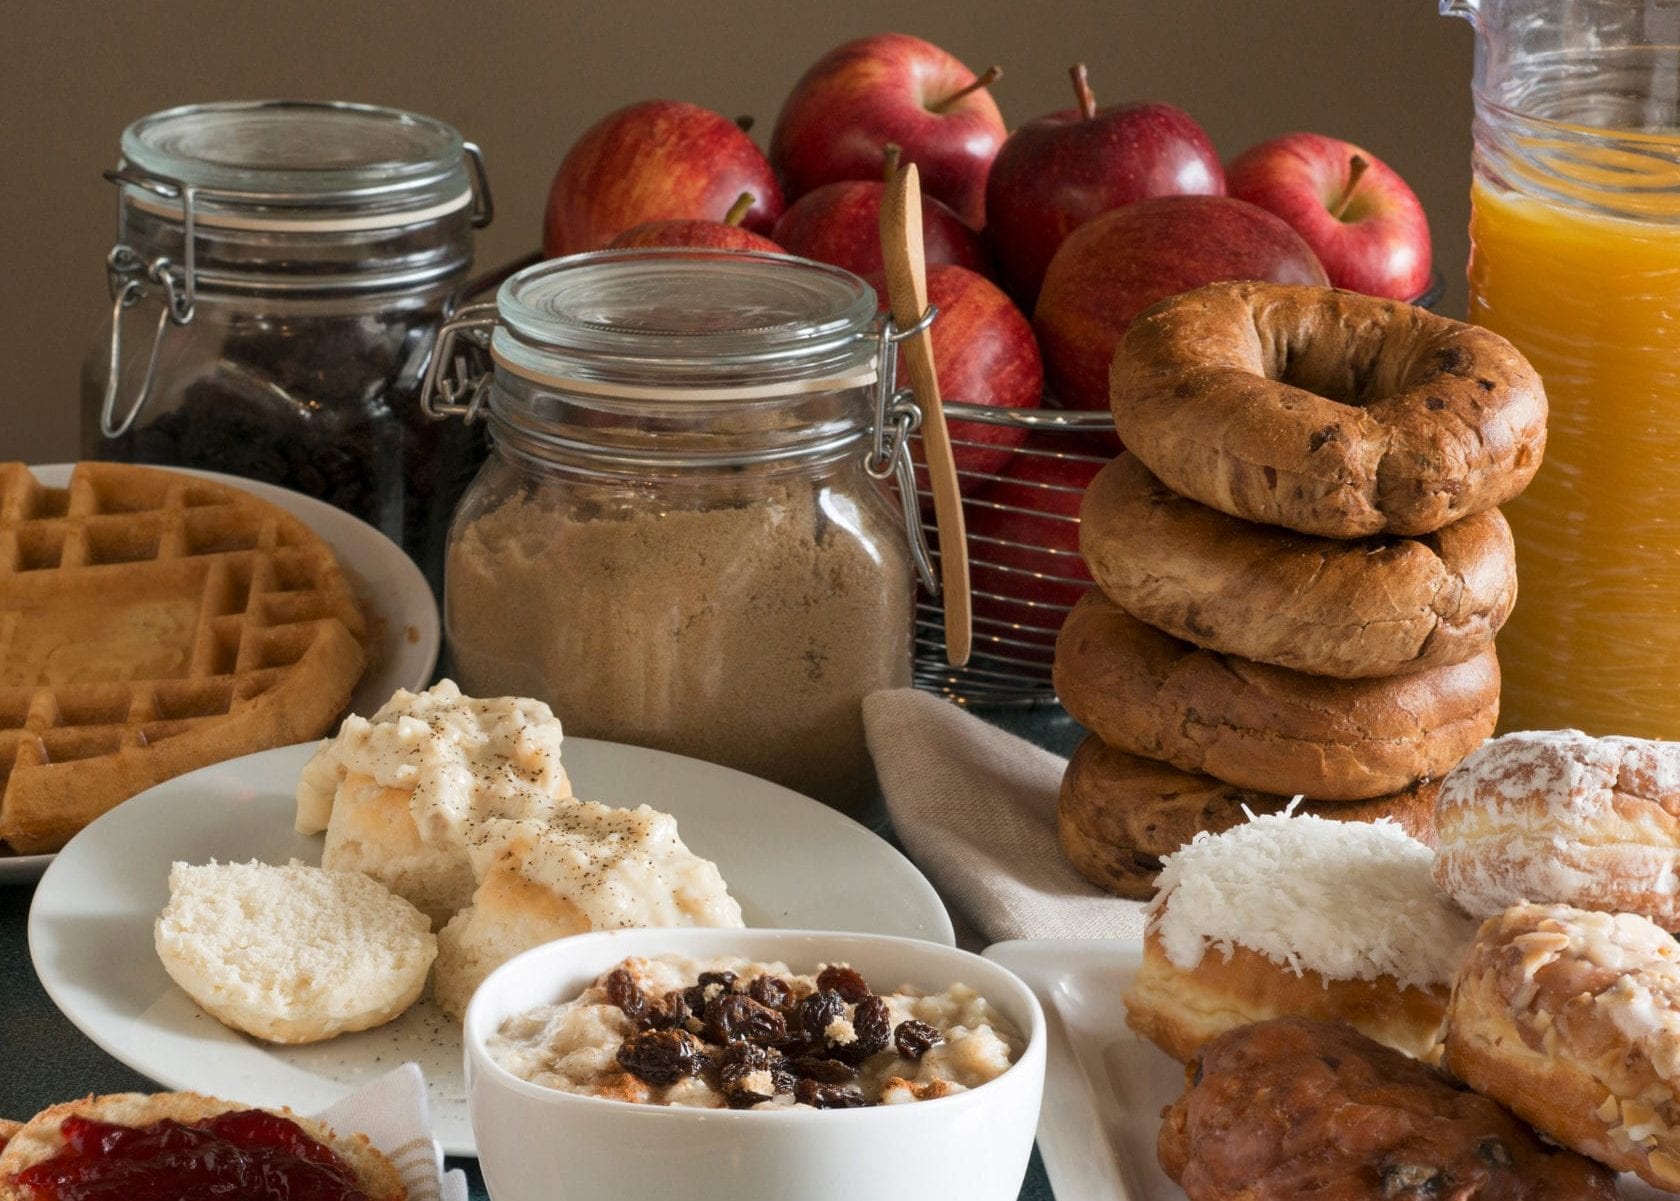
[491,248,880,399]
[117,100,480,231]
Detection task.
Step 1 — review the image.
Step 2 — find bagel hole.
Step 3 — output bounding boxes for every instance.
[1274,351,1377,407]
[1264,318,1410,409]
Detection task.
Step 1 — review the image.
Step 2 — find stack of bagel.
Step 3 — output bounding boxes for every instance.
[1053,281,1548,899]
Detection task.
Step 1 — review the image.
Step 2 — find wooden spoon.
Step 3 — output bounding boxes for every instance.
[880,163,972,667]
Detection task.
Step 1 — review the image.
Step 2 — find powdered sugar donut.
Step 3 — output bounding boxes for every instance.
[1123,809,1476,1062]
[1433,729,1680,928]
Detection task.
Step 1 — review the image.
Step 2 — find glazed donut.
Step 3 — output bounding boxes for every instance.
[1079,453,1517,679]
[1111,281,1547,538]
[1159,1017,1617,1201]
[1444,903,1680,1191]
[1053,590,1500,800]
[1058,736,1438,899]
[1434,730,1680,929]
[1123,808,1475,1062]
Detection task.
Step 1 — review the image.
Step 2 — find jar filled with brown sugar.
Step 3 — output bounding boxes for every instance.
[436,249,922,816]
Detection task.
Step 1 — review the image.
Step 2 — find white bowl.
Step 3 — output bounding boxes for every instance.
[463,928,1047,1201]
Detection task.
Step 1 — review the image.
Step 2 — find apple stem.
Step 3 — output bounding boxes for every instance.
[735,114,755,133]
[882,143,904,183]
[1070,64,1097,120]
[928,65,1002,114]
[1331,155,1370,221]
[723,192,755,227]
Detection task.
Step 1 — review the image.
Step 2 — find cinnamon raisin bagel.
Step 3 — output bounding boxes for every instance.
[1111,281,1546,538]
[1053,590,1500,800]
[1058,736,1439,899]
[1079,452,1517,679]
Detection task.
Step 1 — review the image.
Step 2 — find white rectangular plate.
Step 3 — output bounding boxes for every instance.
[983,937,1665,1201]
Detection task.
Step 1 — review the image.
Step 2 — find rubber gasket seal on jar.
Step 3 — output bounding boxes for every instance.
[1078,453,1517,679]
[1052,590,1500,801]
[1109,281,1547,538]
[1057,735,1440,900]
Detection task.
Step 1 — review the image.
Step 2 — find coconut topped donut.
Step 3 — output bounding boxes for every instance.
[1148,809,1473,992]
[1126,809,1477,1062]
[1434,729,1680,928]
[1111,282,1546,538]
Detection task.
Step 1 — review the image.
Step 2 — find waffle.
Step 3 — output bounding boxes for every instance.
[0,462,368,854]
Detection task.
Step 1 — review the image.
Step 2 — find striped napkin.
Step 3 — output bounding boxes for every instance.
[317,1064,467,1201]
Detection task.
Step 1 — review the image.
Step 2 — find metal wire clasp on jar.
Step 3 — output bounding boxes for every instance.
[425,248,936,818]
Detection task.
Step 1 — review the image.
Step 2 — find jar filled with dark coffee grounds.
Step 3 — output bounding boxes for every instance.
[82,100,495,584]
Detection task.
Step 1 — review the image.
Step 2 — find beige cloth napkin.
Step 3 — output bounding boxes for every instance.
[863,688,1148,945]
[316,1064,467,1201]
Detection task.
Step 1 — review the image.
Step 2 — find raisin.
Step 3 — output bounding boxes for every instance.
[705,994,787,1044]
[795,1078,871,1109]
[815,964,870,1003]
[712,1041,789,1108]
[644,988,692,1032]
[1307,425,1339,452]
[849,995,892,1059]
[790,1056,857,1084]
[893,1019,944,1061]
[617,1029,704,1087]
[605,968,649,1023]
[797,989,847,1039]
[682,984,711,1018]
[697,970,738,994]
[748,974,793,1011]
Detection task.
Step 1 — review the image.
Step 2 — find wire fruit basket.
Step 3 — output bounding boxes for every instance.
[909,271,1446,706]
[910,405,1116,705]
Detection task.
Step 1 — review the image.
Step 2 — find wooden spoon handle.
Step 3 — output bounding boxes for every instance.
[880,163,972,668]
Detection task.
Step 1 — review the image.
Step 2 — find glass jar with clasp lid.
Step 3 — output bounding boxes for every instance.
[1442,0,1680,736]
[83,100,494,584]
[430,249,938,818]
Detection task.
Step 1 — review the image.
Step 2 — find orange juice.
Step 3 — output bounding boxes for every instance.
[1469,176,1680,736]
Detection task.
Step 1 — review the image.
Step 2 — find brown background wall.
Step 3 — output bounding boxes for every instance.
[0,0,1473,465]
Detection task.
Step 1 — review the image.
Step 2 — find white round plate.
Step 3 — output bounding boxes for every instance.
[29,739,953,1156]
[0,463,440,884]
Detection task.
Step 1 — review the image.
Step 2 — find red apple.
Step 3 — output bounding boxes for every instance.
[543,101,783,257]
[770,34,1005,229]
[1227,132,1432,301]
[1034,195,1328,411]
[964,435,1107,657]
[774,179,991,278]
[985,66,1225,309]
[867,264,1041,484]
[609,192,785,252]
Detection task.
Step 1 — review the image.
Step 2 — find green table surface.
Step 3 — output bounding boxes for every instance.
[0,702,1081,1200]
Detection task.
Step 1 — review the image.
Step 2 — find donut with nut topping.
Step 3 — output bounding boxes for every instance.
[1445,903,1680,1191]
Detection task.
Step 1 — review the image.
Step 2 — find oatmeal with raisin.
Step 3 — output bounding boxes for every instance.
[486,955,1022,1109]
